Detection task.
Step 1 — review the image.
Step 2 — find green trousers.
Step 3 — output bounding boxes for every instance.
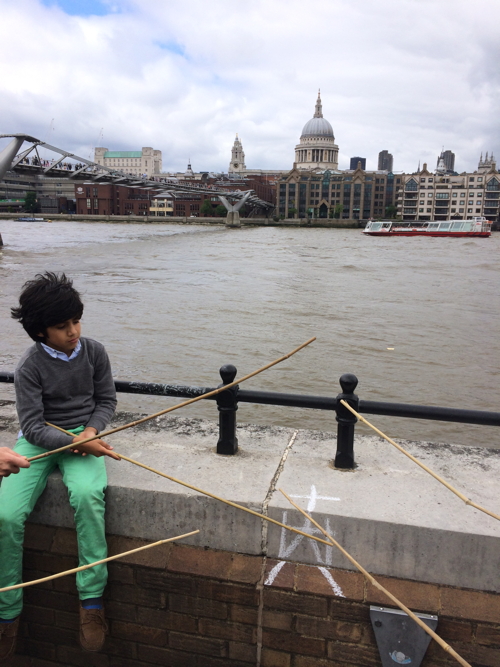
[0,428,108,619]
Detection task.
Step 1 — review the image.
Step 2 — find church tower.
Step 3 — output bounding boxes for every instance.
[229,134,246,173]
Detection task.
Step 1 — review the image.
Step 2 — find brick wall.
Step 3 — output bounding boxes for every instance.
[11,523,500,667]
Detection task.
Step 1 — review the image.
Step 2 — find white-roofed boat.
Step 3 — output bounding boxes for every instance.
[363,217,492,237]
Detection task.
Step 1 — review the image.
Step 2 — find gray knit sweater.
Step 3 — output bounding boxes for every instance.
[15,337,117,451]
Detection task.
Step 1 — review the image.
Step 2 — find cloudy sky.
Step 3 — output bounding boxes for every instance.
[1,0,499,173]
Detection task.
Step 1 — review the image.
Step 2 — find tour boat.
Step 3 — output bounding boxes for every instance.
[17,217,45,222]
[363,217,492,237]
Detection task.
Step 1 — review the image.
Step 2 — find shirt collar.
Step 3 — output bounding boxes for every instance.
[41,339,82,362]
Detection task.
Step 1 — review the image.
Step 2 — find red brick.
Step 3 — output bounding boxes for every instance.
[23,551,77,574]
[169,631,227,657]
[329,598,371,623]
[53,610,79,630]
[105,600,137,623]
[168,544,233,579]
[107,534,171,569]
[293,657,344,667]
[107,562,135,585]
[169,593,228,619]
[228,552,263,584]
[53,573,78,594]
[137,644,196,667]
[23,588,78,613]
[199,617,256,643]
[27,622,77,648]
[441,587,500,624]
[261,647,291,666]
[327,639,380,665]
[264,560,296,590]
[229,640,258,662]
[109,658,153,667]
[24,524,56,552]
[51,528,78,556]
[136,569,195,596]
[107,581,164,608]
[438,619,473,643]
[230,603,259,625]
[296,616,363,643]
[56,645,109,666]
[263,628,325,657]
[137,607,197,633]
[105,636,138,659]
[16,638,56,662]
[477,624,500,647]
[366,575,440,612]
[196,580,259,606]
[112,620,167,646]
[296,564,364,601]
[262,610,293,631]
[455,643,500,667]
[22,605,55,626]
[264,589,328,617]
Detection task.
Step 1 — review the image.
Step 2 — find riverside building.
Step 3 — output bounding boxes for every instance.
[398,154,499,222]
[94,147,162,177]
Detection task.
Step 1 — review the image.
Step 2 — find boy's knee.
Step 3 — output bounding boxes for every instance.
[68,483,105,510]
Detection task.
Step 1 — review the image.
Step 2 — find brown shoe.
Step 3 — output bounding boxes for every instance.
[0,618,19,663]
[79,607,108,652]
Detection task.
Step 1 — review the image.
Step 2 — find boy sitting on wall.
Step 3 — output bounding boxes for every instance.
[0,272,119,661]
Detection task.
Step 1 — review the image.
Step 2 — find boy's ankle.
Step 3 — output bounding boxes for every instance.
[81,597,103,610]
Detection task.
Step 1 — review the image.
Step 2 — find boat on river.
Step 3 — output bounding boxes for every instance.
[17,217,45,222]
[363,217,492,237]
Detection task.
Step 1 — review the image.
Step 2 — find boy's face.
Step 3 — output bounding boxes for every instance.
[38,317,81,355]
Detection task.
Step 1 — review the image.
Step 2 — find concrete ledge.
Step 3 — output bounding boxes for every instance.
[1,406,499,593]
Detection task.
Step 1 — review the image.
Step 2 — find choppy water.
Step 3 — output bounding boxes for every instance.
[1,219,499,448]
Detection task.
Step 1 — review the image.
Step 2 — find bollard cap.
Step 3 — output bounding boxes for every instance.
[219,364,237,385]
[339,373,358,394]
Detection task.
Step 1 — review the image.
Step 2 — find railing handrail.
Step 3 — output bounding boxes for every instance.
[1,371,499,427]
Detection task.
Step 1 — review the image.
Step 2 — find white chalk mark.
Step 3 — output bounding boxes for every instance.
[264,560,286,586]
[318,567,345,597]
[290,485,340,509]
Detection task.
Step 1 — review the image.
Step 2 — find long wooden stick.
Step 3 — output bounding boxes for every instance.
[280,488,471,667]
[27,337,316,462]
[46,423,335,550]
[0,530,199,593]
[340,400,500,522]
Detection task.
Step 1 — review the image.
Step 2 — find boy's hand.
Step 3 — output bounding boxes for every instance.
[71,428,121,461]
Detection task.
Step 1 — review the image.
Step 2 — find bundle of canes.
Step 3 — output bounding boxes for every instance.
[26,337,316,462]
[340,400,500,522]
[280,489,472,667]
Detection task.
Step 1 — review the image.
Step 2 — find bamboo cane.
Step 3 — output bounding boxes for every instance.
[340,400,500,522]
[46,423,335,550]
[280,488,471,667]
[27,337,316,462]
[0,530,199,593]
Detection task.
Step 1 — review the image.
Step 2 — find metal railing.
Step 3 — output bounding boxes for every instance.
[1,369,499,468]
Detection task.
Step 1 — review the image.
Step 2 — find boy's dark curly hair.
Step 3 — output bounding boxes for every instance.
[11,272,84,342]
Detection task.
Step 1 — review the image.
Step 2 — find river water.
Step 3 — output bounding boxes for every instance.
[1,219,499,448]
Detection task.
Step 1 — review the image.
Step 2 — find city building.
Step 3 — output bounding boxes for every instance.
[438,150,455,173]
[74,183,150,215]
[350,157,366,170]
[94,147,162,178]
[378,150,393,171]
[397,155,499,222]
[0,171,76,213]
[229,135,246,173]
[294,91,339,170]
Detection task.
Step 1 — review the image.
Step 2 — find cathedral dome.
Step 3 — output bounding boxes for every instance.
[300,91,334,139]
[301,116,334,138]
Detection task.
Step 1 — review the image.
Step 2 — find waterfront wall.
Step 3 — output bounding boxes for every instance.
[0,405,499,666]
[0,212,360,228]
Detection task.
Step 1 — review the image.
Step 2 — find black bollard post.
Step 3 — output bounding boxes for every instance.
[334,373,359,469]
[216,364,239,455]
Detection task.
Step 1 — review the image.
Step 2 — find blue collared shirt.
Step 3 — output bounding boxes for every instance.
[40,339,82,362]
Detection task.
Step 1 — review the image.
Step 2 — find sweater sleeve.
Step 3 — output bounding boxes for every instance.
[15,364,75,451]
[85,344,117,434]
